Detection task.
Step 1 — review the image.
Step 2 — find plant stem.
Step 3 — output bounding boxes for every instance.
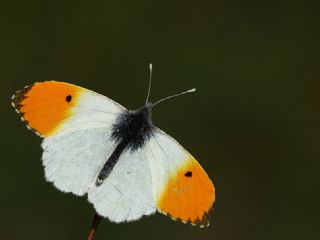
[87,213,102,240]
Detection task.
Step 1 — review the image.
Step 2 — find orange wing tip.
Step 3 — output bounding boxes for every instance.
[157,155,215,227]
[11,81,82,137]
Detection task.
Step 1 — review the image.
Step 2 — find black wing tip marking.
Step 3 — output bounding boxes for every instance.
[160,205,215,228]
[11,85,33,111]
[11,84,43,137]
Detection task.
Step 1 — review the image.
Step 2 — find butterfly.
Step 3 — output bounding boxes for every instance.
[11,65,215,227]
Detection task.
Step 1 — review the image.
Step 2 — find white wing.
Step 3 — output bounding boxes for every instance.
[42,128,117,196]
[12,81,125,196]
[88,147,156,222]
[87,128,215,226]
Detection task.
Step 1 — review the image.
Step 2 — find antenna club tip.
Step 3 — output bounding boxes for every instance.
[189,88,196,93]
[149,63,153,69]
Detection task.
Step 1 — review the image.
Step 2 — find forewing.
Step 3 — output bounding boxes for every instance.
[147,128,215,227]
[11,81,126,137]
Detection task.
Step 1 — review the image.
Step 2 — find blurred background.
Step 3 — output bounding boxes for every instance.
[0,0,319,239]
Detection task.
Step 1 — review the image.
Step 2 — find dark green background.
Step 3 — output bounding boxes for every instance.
[1,0,319,239]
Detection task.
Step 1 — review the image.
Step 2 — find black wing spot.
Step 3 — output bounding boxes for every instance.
[184,171,192,177]
[66,95,72,102]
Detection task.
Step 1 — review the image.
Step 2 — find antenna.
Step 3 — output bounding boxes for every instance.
[144,63,196,107]
[152,88,196,107]
[145,63,153,104]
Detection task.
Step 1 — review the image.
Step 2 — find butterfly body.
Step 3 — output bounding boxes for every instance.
[97,104,154,186]
[12,81,215,227]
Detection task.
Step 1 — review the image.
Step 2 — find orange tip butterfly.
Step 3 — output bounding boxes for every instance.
[11,64,215,227]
